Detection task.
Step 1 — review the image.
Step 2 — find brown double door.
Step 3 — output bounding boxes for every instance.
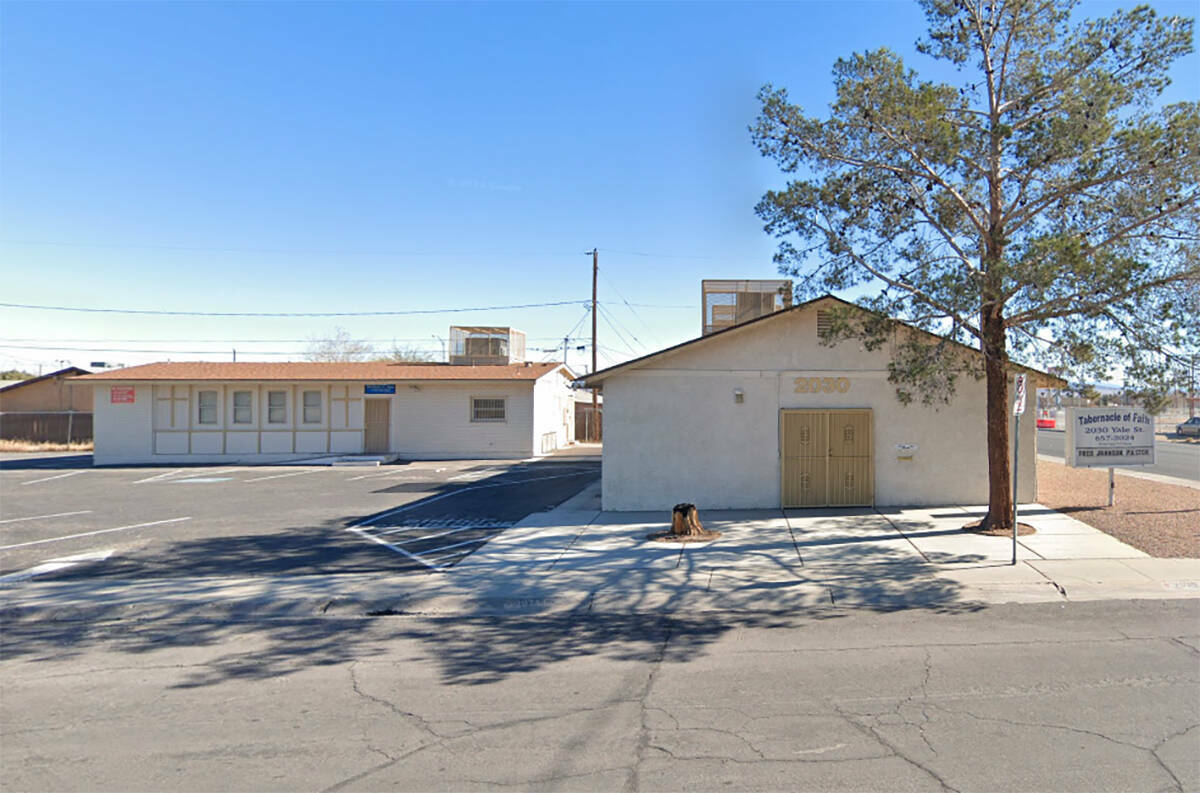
[781,409,873,507]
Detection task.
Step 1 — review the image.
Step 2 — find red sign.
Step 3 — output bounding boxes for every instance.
[110,386,135,404]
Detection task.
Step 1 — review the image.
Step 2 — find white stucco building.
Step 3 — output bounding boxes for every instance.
[79,361,576,466]
[582,295,1064,511]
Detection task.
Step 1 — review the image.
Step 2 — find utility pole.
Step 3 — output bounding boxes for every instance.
[1191,354,1196,419]
[591,247,599,442]
[562,336,569,370]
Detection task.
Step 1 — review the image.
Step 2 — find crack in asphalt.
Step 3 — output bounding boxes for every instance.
[624,627,673,793]
[929,704,1196,792]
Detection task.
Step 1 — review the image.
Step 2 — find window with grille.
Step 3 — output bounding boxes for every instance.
[232,391,252,424]
[197,390,218,424]
[472,397,506,422]
[302,390,322,424]
[267,390,287,424]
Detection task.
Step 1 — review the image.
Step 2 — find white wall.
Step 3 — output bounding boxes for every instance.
[532,369,574,454]
[93,384,154,465]
[391,381,535,459]
[600,303,1039,510]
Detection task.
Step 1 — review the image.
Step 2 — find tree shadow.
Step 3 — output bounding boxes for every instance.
[1,504,990,690]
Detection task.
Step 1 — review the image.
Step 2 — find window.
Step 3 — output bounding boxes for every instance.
[302,390,322,423]
[232,391,252,424]
[471,397,506,422]
[267,390,287,424]
[197,390,218,425]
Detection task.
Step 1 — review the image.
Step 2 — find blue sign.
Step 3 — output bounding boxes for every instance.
[364,384,396,394]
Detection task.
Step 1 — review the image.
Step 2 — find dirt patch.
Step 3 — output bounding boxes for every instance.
[647,529,723,543]
[1037,459,1200,558]
[963,520,1036,537]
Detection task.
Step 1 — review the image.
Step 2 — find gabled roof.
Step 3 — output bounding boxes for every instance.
[580,294,1067,388]
[0,366,91,393]
[76,361,571,382]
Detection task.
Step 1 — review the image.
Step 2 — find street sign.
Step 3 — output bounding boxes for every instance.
[1065,407,1156,468]
[1013,374,1027,415]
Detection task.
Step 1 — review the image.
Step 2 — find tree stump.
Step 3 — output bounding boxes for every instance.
[671,503,705,537]
[648,503,721,542]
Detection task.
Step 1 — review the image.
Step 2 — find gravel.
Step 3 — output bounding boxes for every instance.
[1037,459,1200,558]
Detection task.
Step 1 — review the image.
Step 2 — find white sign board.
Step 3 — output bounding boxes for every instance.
[1065,407,1156,468]
[1013,374,1027,415]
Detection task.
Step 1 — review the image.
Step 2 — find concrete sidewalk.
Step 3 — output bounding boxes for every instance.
[2,483,1197,621]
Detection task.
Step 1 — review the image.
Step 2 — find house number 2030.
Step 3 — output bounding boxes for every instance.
[794,376,851,394]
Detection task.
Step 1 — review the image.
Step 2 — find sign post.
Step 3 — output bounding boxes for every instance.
[1011,374,1027,566]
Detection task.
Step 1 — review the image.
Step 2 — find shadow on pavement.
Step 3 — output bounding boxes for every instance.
[1,509,987,688]
[0,453,94,470]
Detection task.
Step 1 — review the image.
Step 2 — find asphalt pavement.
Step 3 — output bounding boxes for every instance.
[2,599,1196,792]
[0,456,599,581]
[1038,429,1199,481]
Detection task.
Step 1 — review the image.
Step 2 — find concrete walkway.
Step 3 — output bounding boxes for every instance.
[3,482,1197,621]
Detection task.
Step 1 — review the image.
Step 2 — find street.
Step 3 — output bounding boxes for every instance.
[2,600,1197,792]
[1038,430,1199,482]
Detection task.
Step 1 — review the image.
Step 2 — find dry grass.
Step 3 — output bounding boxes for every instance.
[0,439,93,453]
[1037,459,1200,558]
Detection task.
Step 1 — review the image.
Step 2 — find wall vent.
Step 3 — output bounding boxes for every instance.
[816,310,833,339]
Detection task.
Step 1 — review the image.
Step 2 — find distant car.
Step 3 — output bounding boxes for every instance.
[1177,417,1200,436]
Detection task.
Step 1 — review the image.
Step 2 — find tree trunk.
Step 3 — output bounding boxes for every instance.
[671,503,706,537]
[982,311,1013,531]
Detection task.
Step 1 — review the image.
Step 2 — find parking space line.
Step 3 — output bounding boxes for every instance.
[418,536,491,556]
[352,471,595,527]
[0,550,115,583]
[243,469,320,483]
[0,510,92,525]
[345,527,443,571]
[0,517,191,550]
[20,471,87,486]
[134,469,184,483]
[378,524,483,541]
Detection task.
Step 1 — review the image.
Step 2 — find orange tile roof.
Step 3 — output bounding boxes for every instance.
[76,361,565,382]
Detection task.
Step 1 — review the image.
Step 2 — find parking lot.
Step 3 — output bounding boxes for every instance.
[0,455,599,583]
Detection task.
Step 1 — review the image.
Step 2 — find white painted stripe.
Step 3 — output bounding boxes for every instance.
[243,469,319,483]
[378,524,487,542]
[0,550,114,583]
[352,471,594,527]
[0,510,92,525]
[417,536,491,555]
[134,469,183,483]
[0,517,191,550]
[20,471,86,486]
[346,527,443,571]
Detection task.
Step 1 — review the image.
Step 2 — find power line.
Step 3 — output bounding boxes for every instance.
[1,239,584,258]
[0,299,587,318]
[0,344,440,355]
[596,302,645,352]
[0,335,589,344]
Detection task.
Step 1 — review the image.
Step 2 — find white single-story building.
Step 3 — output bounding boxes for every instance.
[78,361,577,466]
[582,295,1065,510]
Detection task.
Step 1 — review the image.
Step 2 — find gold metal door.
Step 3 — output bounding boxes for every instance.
[781,410,828,508]
[364,399,390,454]
[827,410,873,506]
[781,409,873,507]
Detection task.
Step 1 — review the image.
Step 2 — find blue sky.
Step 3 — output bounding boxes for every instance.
[1,1,1196,374]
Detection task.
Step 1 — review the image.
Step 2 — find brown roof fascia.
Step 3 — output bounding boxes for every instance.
[0,366,92,393]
